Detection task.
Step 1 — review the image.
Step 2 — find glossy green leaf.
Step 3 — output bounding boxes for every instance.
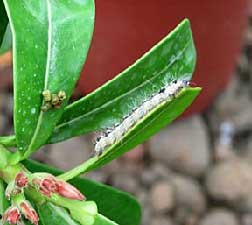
[0,1,9,51]
[38,202,118,225]
[93,214,118,225]
[23,160,142,225]
[38,202,81,225]
[0,135,16,147]
[59,87,201,180]
[49,18,196,143]
[4,0,94,158]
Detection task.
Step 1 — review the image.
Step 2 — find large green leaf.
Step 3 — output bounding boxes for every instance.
[49,18,196,144]
[59,87,201,180]
[3,0,94,158]
[23,160,142,225]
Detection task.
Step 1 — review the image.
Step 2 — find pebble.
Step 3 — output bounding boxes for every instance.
[150,180,175,213]
[141,163,172,187]
[172,174,206,214]
[206,158,252,204]
[48,136,92,170]
[241,214,252,225]
[198,208,239,225]
[174,208,199,225]
[209,77,252,133]
[149,115,210,177]
[151,216,174,225]
[112,172,139,194]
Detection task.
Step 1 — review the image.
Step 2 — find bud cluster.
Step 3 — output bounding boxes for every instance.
[2,200,39,225]
[32,173,85,200]
[2,172,86,225]
[5,172,29,200]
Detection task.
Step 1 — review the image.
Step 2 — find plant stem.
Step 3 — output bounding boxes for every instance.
[0,145,12,170]
[58,157,97,181]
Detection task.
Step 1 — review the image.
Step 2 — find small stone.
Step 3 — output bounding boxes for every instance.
[198,208,239,225]
[175,208,199,225]
[236,194,252,213]
[48,136,92,170]
[206,158,252,204]
[172,174,206,214]
[150,180,174,213]
[151,216,174,225]
[112,173,139,194]
[149,116,210,177]
[241,214,252,225]
[208,77,252,133]
[85,171,108,183]
[141,205,151,225]
[151,163,173,179]
[141,163,172,187]
[141,169,158,187]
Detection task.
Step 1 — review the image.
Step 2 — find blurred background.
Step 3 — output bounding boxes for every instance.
[0,1,252,225]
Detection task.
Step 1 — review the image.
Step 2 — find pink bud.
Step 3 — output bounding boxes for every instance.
[20,201,39,225]
[2,206,21,224]
[32,174,85,201]
[32,175,57,197]
[55,180,85,201]
[15,172,28,188]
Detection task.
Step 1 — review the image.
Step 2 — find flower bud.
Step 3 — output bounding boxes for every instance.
[32,174,57,197]
[15,172,28,188]
[32,173,85,201]
[55,180,85,201]
[2,206,21,224]
[19,201,39,225]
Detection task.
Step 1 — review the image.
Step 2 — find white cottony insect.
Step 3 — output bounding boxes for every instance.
[94,79,190,156]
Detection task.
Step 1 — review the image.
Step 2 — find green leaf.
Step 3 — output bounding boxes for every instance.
[0,135,16,147]
[93,214,118,225]
[49,18,196,143]
[38,202,80,225]
[0,1,9,50]
[38,202,118,225]
[0,24,12,55]
[3,0,95,158]
[59,87,201,180]
[23,160,142,225]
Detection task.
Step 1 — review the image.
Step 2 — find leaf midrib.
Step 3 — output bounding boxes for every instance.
[54,40,191,131]
[23,0,52,159]
[59,88,199,181]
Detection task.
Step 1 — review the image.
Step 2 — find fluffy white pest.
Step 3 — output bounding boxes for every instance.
[94,79,190,156]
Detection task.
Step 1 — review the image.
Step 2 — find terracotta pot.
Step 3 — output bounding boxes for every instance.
[79,0,248,116]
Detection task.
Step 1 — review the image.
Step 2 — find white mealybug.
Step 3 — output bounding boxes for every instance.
[94,79,190,156]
